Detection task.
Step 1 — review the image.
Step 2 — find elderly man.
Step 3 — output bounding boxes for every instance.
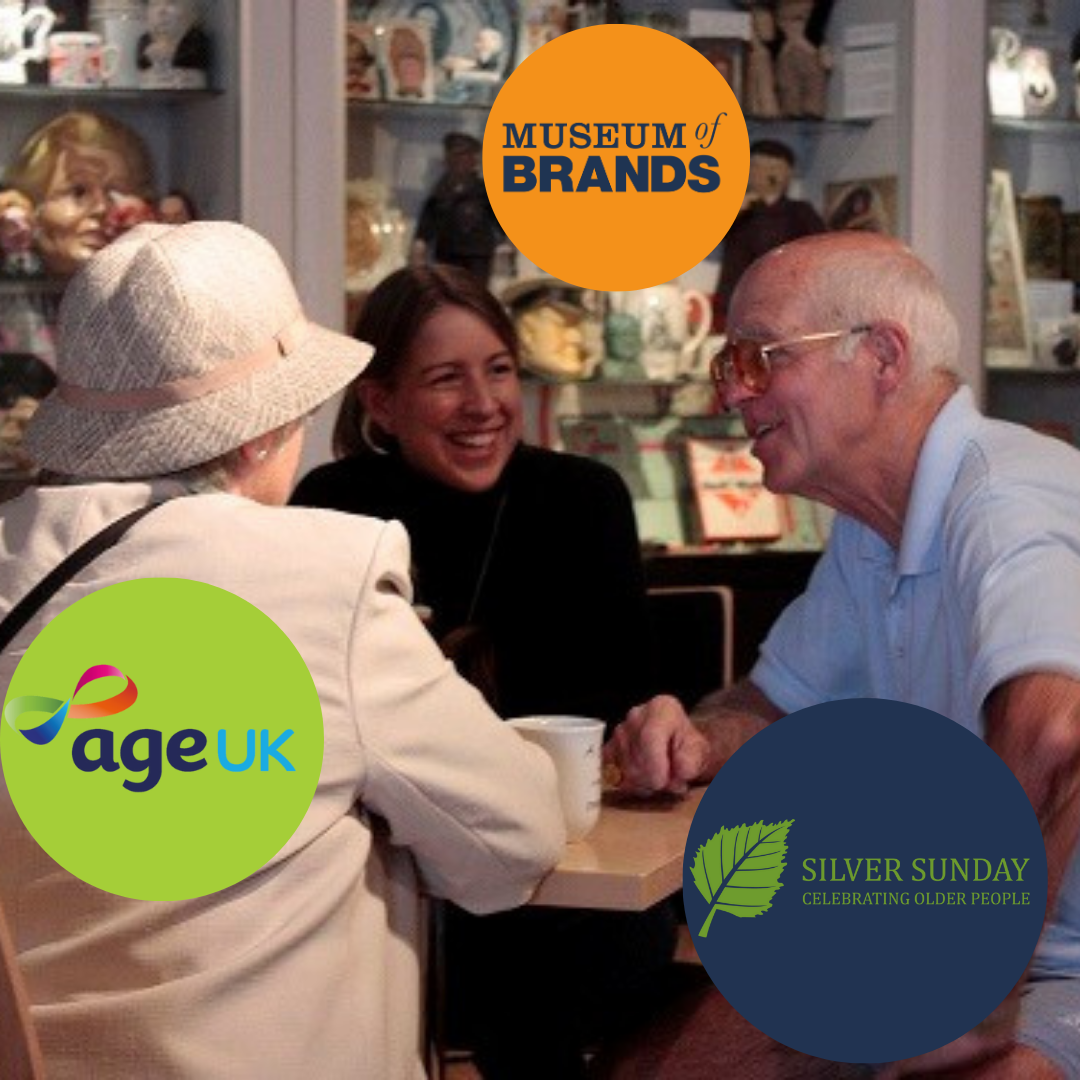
[606,232,1080,1079]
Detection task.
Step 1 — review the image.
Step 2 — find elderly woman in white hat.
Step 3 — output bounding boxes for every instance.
[0,221,563,1079]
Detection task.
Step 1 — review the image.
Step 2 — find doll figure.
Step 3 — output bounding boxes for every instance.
[413,132,501,284]
[713,139,825,324]
[444,26,505,82]
[3,110,155,278]
[0,189,42,277]
[156,189,197,224]
[345,23,379,99]
[774,0,832,118]
[746,5,781,118]
[137,0,211,90]
[516,300,596,380]
[387,23,428,100]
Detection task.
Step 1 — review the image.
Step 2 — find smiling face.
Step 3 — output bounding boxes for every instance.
[722,255,879,504]
[363,304,523,492]
[35,144,139,276]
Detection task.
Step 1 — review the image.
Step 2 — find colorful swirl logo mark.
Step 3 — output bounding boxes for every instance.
[4,664,138,745]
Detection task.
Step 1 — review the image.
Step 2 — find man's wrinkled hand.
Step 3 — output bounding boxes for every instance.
[603,694,709,795]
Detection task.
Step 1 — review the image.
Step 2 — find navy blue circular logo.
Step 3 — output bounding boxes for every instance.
[683,699,1047,1064]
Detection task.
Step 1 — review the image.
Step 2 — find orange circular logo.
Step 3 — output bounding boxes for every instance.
[483,24,749,291]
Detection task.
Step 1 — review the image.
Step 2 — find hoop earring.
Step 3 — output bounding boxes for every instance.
[361,413,390,456]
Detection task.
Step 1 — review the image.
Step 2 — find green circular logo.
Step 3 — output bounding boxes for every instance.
[1,579,323,900]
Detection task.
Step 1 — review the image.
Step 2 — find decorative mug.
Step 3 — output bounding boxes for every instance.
[89,1,146,88]
[608,284,711,381]
[48,31,119,87]
[0,0,55,85]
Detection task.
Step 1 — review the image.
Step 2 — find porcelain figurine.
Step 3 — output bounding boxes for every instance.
[714,139,826,325]
[746,5,781,118]
[3,110,155,278]
[156,188,197,224]
[137,0,210,89]
[413,132,501,285]
[774,0,832,119]
[0,189,42,277]
[0,0,55,85]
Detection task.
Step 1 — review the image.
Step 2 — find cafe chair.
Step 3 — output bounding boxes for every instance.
[0,895,45,1079]
[646,586,736,708]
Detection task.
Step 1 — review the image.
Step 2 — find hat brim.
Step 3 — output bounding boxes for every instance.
[25,324,372,478]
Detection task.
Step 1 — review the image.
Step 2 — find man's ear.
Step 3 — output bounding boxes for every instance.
[865,322,909,394]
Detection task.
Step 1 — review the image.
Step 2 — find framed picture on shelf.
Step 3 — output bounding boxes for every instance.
[380,18,435,103]
[986,168,1034,367]
[687,37,746,100]
[560,414,687,548]
[515,0,567,68]
[685,437,786,543]
[1017,194,1064,279]
[824,176,898,235]
[1063,211,1080,282]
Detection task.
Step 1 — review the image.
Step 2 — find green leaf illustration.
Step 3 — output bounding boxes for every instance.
[691,819,793,937]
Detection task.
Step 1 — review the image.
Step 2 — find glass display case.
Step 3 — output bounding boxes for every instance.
[338,0,916,552]
[983,0,1080,439]
[0,0,247,484]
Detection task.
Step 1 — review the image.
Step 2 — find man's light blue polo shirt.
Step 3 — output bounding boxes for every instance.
[752,385,1080,974]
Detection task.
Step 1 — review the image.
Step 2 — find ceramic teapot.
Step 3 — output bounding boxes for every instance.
[608,283,711,380]
[0,0,54,85]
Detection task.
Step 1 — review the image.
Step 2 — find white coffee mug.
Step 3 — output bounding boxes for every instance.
[507,715,605,841]
[48,31,119,88]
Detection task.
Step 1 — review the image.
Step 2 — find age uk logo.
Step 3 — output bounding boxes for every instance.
[6,661,298,794]
[0,579,323,901]
[6,663,136,744]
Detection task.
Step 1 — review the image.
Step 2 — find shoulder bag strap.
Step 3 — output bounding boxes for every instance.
[0,502,162,654]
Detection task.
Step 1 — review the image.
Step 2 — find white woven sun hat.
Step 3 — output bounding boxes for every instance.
[26,220,373,478]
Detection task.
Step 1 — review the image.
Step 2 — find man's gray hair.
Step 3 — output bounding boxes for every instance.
[796,241,961,380]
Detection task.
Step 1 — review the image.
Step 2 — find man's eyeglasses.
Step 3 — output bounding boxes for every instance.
[710,325,872,396]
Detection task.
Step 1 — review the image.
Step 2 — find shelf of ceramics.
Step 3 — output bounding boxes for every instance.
[985,364,1080,378]
[0,86,220,101]
[992,117,1080,135]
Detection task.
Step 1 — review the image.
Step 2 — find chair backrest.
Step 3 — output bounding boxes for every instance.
[0,894,45,1079]
[646,586,735,709]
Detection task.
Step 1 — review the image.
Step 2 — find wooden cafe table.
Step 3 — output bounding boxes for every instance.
[524,787,866,1080]
[428,787,706,1077]
[529,785,705,911]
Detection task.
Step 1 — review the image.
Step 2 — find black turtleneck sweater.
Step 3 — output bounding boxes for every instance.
[291,443,653,729]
